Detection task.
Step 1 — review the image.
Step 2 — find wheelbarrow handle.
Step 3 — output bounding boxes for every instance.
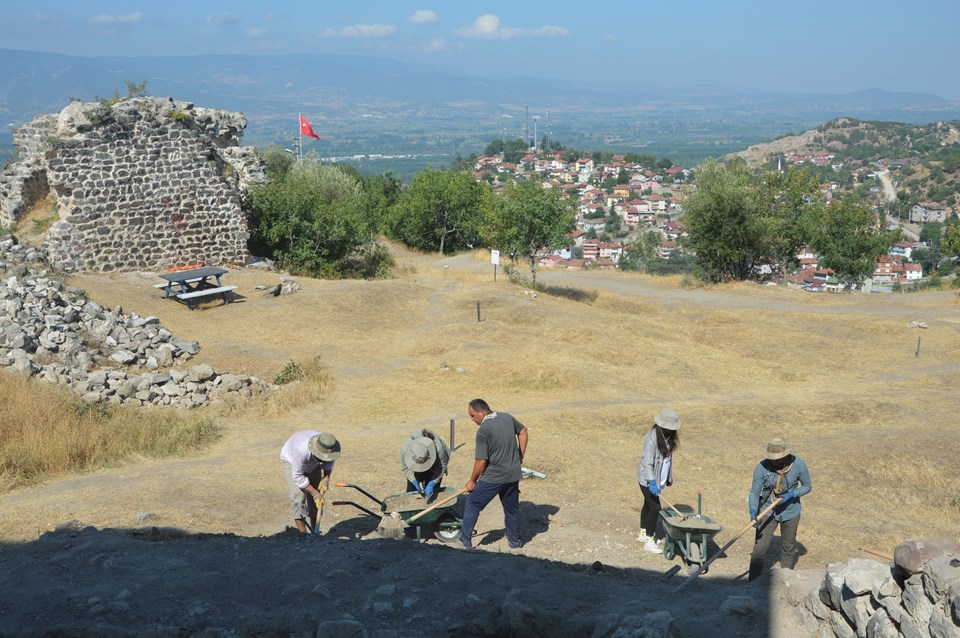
[330,483,384,507]
[406,488,466,524]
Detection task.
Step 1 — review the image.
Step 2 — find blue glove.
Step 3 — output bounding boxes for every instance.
[648,480,659,496]
[749,506,758,520]
[424,480,437,496]
[780,491,796,503]
[409,480,421,494]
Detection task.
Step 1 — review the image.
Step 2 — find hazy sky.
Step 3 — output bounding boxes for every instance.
[4,1,959,99]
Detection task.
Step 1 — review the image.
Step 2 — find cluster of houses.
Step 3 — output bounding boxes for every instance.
[785,240,926,292]
[472,151,690,270]
[474,148,947,288]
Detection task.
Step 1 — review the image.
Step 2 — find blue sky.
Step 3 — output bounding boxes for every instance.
[4,1,959,99]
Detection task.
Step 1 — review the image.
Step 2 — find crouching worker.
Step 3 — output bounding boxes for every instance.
[400,428,451,499]
[747,436,812,580]
[280,430,341,534]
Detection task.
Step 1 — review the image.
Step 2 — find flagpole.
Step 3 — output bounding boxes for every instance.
[297,112,303,162]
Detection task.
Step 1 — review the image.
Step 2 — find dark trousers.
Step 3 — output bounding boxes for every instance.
[639,482,664,540]
[749,513,801,581]
[459,480,521,548]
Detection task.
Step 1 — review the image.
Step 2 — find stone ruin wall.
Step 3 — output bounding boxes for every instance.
[0,97,265,272]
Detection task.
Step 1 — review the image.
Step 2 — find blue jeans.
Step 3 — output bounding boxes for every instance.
[459,480,521,548]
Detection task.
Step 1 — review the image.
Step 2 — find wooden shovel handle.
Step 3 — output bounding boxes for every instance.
[673,497,783,594]
[406,488,466,524]
[658,494,686,519]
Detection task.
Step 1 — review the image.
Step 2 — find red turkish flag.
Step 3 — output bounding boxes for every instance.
[299,115,320,140]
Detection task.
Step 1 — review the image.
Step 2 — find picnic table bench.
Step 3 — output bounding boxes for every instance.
[156,266,237,310]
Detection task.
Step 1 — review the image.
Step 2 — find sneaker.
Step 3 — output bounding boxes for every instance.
[644,539,662,554]
[636,531,650,543]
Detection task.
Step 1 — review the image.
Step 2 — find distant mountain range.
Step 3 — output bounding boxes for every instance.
[2,48,959,176]
[3,48,958,124]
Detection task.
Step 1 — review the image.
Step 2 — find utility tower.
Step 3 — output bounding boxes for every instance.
[524,104,529,147]
[545,107,552,150]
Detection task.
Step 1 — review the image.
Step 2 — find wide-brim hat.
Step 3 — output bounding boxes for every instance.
[654,408,681,431]
[404,436,437,472]
[309,432,341,461]
[764,437,791,460]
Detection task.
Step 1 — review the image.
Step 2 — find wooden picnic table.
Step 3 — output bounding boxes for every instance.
[156,266,237,310]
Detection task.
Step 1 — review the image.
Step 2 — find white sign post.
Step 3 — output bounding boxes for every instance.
[491,249,500,282]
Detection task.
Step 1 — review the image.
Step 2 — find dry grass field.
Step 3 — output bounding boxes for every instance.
[1,243,958,582]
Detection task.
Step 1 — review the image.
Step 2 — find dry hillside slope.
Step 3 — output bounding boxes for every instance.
[1,246,958,636]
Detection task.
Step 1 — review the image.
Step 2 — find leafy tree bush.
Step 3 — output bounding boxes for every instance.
[245,161,390,278]
[386,168,492,254]
[682,159,769,282]
[811,197,896,289]
[484,177,576,286]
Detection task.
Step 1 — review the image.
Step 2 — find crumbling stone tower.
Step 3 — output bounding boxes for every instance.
[0,96,265,272]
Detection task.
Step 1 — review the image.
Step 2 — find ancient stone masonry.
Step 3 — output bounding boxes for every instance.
[0,234,276,408]
[792,542,960,638]
[0,97,265,272]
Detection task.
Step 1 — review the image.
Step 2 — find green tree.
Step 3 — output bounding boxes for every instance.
[682,159,769,282]
[604,209,622,235]
[386,168,492,254]
[261,146,295,178]
[943,225,960,261]
[485,178,576,286]
[245,162,381,277]
[811,198,895,290]
[619,232,661,273]
[759,167,824,283]
[919,221,943,248]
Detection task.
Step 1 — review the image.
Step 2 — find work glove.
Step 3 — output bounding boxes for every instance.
[648,480,659,497]
[313,494,325,508]
[780,491,796,504]
[424,480,437,497]
[319,483,328,495]
[749,506,758,521]
[409,480,422,494]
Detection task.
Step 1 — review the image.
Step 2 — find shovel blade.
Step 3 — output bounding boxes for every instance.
[376,513,407,540]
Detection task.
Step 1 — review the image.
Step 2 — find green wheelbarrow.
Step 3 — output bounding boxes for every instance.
[659,494,723,574]
[332,482,465,542]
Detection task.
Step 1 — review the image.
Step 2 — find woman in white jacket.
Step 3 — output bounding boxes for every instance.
[636,408,681,554]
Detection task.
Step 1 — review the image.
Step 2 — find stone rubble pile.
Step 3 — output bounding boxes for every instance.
[795,541,960,638]
[0,234,276,407]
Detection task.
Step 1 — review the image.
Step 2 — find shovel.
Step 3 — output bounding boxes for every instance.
[378,488,466,540]
[658,495,688,520]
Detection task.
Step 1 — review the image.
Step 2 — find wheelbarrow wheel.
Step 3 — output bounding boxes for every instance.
[686,541,708,574]
[663,538,676,560]
[433,513,462,543]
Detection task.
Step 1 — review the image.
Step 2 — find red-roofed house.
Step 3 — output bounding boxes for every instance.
[657,241,676,259]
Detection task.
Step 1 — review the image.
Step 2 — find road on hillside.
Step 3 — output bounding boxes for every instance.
[877,169,920,241]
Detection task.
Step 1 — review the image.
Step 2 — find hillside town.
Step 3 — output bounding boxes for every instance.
[470,145,956,292]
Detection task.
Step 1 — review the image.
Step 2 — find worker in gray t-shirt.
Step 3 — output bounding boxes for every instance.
[459,398,529,549]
